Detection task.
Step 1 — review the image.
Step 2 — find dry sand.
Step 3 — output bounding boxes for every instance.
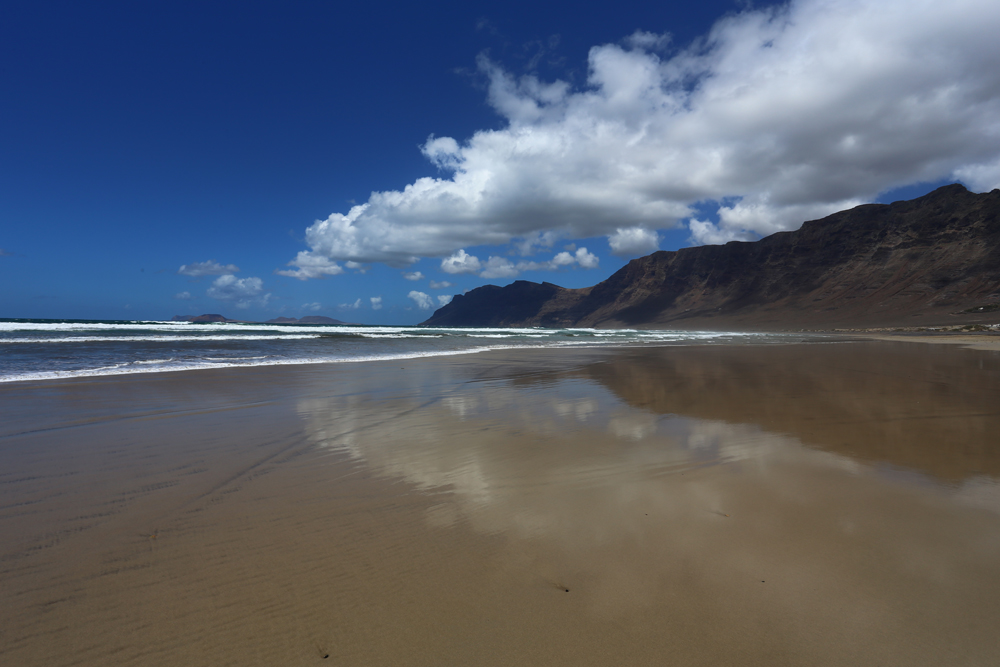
[2,341,999,666]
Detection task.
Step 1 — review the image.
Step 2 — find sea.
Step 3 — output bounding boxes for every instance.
[0,318,813,383]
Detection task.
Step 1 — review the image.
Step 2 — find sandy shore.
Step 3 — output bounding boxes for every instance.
[859,332,1000,352]
[2,341,999,666]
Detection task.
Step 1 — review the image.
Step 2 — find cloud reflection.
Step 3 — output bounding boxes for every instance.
[292,345,1000,660]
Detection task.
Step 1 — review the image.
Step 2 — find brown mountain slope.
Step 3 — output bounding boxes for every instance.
[422,184,1000,329]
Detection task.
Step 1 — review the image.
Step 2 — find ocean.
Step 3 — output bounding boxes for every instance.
[0,318,813,383]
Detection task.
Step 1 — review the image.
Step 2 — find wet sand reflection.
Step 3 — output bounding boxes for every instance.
[296,341,1000,664]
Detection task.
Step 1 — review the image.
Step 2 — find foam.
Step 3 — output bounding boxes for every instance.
[0,334,325,344]
[0,319,795,385]
[0,344,557,383]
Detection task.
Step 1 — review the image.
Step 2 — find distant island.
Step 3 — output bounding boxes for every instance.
[171,314,350,325]
[422,184,1000,330]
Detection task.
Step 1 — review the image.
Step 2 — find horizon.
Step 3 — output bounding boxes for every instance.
[3,0,999,324]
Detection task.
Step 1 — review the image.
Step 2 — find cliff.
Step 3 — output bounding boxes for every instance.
[422,184,1000,329]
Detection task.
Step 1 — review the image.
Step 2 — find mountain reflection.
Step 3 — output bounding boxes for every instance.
[291,342,1000,655]
[535,341,1000,482]
[296,342,1000,514]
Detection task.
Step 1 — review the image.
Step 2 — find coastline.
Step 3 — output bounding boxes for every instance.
[0,320,811,384]
[2,340,999,665]
[848,331,1000,352]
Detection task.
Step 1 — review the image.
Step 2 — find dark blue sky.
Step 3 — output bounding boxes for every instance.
[2,0,993,322]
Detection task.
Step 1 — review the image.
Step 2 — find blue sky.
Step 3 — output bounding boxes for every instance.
[2,0,998,324]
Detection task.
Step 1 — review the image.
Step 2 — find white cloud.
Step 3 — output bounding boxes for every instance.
[440,249,482,275]
[340,298,362,309]
[178,260,239,277]
[277,252,344,280]
[408,290,434,309]
[285,0,1000,272]
[692,198,866,244]
[689,219,746,246]
[174,291,192,300]
[479,256,520,279]
[370,296,383,310]
[429,280,453,289]
[571,247,599,269]
[608,227,660,257]
[403,271,425,281]
[954,156,1000,192]
[206,275,270,309]
[478,247,599,279]
[423,135,462,170]
[550,251,576,267]
[303,302,322,311]
[437,295,454,307]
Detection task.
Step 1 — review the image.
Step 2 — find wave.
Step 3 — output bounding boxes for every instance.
[0,335,812,384]
[0,334,326,344]
[1,320,568,336]
[0,319,683,338]
[0,343,577,383]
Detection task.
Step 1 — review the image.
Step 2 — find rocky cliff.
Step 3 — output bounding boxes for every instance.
[422,184,1000,329]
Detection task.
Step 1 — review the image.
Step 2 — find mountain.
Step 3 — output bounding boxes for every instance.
[422,184,1000,330]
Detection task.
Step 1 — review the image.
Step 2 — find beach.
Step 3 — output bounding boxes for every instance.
[2,339,999,666]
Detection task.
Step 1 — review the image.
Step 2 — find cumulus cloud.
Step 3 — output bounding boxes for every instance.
[174,291,193,300]
[178,260,239,277]
[429,280,453,289]
[574,248,600,268]
[608,227,660,257]
[440,249,482,275]
[206,275,269,308]
[277,252,344,280]
[285,0,1000,267]
[689,219,746,246]
[403,271,425,281]
[444,247,599,279]
[954,156,1000,192]
[437,295,454,307]
[370,296,383,310]
[340,298,362,309]
[303,302,322,311]
[478,256,520,279]
[408,291,434,309]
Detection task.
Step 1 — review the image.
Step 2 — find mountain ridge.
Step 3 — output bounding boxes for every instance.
[422,184,1000,330]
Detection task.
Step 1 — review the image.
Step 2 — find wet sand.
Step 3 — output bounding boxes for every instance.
[861,332,1000,353]
[2,340,1000,666]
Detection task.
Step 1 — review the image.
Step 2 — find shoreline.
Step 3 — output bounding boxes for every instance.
[824,327,1000,352]
[856,333,1000,352]
[0,331,825,386]
[5,317,999,386]
[5,329,999,387]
